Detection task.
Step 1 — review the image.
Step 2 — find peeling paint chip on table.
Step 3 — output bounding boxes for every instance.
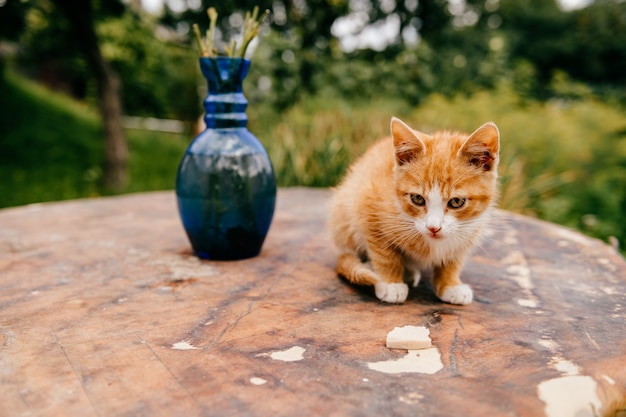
[386,325,432,350]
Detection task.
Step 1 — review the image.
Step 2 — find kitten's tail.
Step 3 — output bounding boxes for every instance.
[336,253,379,286]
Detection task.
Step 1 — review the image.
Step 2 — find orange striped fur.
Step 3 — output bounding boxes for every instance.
[329,117,500,305]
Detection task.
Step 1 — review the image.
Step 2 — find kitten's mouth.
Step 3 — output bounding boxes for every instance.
[428,232,443,240]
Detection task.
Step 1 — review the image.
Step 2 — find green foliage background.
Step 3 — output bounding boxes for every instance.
[0,71,187,204]
[1,0,626,252]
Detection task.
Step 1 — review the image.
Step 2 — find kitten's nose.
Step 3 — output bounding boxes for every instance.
[428,226,442,234]
[426,215,442,235]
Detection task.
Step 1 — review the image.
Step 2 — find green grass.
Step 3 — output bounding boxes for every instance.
[124,129,188,194]
[250,96,410,187]
[2,70,625,252]
[0,70,188,207]
[0,70,103,206]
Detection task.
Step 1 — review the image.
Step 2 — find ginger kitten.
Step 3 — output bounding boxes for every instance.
[328,117,500,305]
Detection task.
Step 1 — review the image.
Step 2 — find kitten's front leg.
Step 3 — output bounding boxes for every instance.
[433,259,473,305]
[368,247,408,304]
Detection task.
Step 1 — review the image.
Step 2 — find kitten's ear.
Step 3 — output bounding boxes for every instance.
[391,117,426,166]
[459,122,500,172]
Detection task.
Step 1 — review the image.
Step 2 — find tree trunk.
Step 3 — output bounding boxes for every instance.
[52,0,128,191]
[98,62,127,190]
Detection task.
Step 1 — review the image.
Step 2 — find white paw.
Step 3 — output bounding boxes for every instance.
[439,284,473,305]
[375,282,409,304]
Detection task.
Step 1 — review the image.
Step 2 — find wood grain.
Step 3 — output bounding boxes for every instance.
[0,188,624,417]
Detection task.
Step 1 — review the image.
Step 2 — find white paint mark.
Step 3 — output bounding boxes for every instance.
[596,257,618,272]
[501,249,525,265]
[552,358,580,376]
[270,346,306,362]
[502,227,519,245]
[538,336,602,416]
[553,227,594,247]
[542,338,582,376]
[367,348,443,375]
[250,377,267,385]
[362,378,369,382]
[583,329,600,350]
[517,298,538,308]
[538,375,601,417]
[171,341,200,350]
[386,325,431,350]
[506,264,533,290]
[399,392,423,405]
[502,249,539,308]
[538,339,557,350]
[601,286,616,295]
[602,375,615,385]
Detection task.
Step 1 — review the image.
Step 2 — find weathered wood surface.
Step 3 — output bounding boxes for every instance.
[0,188,624,417]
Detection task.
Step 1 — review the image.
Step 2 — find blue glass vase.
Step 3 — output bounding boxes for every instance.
[176,57,276,260]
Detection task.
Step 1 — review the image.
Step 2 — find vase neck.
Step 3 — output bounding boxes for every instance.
[200,58,251,129]
[203,93,248,128]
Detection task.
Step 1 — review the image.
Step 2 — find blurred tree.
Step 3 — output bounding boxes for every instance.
[499,0,568,84]
[500,0,626,98]
[50,0,128,190]
[96,11,198,124]
[159,0,462,105]
[569,0,626,84]
[4,0,626,139]
[1,0,129,190]
[0,0,27,43]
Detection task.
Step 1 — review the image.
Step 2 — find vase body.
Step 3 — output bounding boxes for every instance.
[176,57,276,260]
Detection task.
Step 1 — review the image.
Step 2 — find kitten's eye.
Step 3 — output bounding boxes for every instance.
[448,197,466,209]
[410,194,426,206]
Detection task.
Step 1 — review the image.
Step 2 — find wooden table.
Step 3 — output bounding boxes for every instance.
[1,188,624,417]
